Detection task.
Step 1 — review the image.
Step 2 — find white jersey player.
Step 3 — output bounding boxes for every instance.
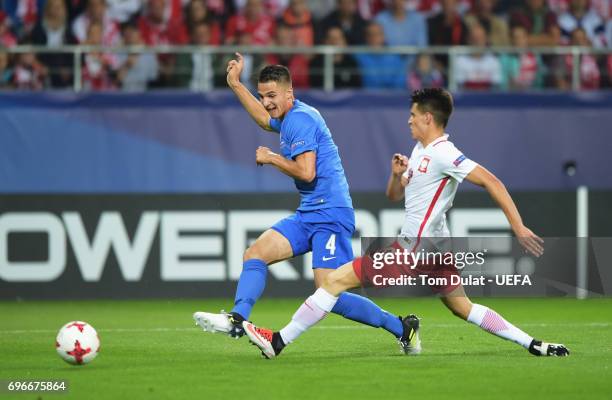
[242,88,570,359]
[400,134,477,239]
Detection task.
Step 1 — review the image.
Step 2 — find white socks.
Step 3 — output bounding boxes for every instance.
[279,288,338,345]
[467,303,533,348]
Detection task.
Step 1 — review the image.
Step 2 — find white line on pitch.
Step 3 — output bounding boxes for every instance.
[0,322,609,335]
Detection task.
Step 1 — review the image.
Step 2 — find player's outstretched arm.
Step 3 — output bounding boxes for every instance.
[465,165,544,257]
[386,153,409,201]
[226,53,273,132]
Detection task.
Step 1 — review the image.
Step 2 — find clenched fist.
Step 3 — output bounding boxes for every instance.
[256,146,276,165]
[391,153,409,177]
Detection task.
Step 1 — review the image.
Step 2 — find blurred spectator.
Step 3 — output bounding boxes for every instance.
[116,24,158,91]
[427,0,469,46]
[12,44,48,89]
[138,0,188,87]
[317,0,367,45]
[30,0,77,88]
[72,0,122,46]
[510,0,560,46]
[569,27,601,89]
[309,0,339,19]
[310,26,361,88]
[0,50,14,88]
[552,27,601,90]
[203,0,238,22]
[266,23,310,87]
[67,0,87,26]
[176,22,220,90]
[81,22,117,90]
[548,0,609,19]
[224,0,275,45]
[427,0,467,74]
[558,0,606,48]
[464,0,510,46]
[184,0,221,44]
[493,0,514,14]
[0,11,17,47]
[607,19,612,49]
[2,0,45,37]
[354,0,386,19]
[354,22,408,89]
[374,0,428,47]
[454,23,502,90]
[138,0,188,45]
[279,0,315,47]
[232,0,289,17]
[591,0,610,19]
[409,0,473,17]
[407,53,444,90]
[500,25,545,90]
[106,0,143,23]
[30,0,76,46]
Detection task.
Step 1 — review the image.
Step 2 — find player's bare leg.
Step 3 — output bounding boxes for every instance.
[315,265,418,352]
[440,285,569,356]
[243,261,358,358]
[244,260,421,358]
[317,262,360,295]
[194,229,293,337]
[242,229,294,265]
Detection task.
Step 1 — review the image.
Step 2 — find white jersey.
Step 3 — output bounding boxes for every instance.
[400,134,477,239]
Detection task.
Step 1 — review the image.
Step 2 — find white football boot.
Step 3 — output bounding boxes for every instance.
[193,311,233,334]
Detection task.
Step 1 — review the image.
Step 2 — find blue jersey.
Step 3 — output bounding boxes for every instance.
[269,99,353,211]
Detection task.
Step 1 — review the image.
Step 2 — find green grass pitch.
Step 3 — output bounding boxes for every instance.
[1,297,611,400]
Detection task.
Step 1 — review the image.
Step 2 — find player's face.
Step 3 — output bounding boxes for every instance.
[257,81,293,119]
[408,103,427,141]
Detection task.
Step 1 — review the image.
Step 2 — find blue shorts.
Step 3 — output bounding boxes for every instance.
[272,207,355,269]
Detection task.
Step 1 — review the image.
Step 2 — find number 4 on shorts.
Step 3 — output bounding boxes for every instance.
[325,234,336,255]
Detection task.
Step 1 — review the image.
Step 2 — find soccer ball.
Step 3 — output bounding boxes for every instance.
[55,321,100,365]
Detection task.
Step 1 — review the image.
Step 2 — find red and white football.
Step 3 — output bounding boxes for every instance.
[55,321,100,365]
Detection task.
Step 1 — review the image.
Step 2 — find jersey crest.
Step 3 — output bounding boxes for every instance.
[418,156,431,173]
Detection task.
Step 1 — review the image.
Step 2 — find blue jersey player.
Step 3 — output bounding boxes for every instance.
[194,53,416,352]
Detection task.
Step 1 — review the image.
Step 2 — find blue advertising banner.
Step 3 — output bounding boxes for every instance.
[1,91,611,193]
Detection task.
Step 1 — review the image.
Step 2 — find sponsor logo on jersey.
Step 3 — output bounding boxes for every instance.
[291,140,305,149]
[453,154,466,166]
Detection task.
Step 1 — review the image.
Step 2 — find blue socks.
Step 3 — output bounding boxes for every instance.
[231,259,268,320]
[332,292,404,338]
[232,259,404,338]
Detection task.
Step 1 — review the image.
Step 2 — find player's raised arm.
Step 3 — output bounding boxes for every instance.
[465,165,544,257]
[386,154,409,201]
[226,53,273,131]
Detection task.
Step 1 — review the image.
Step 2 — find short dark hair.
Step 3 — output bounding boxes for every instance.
[258,65,292,86]
[411,88,453,128]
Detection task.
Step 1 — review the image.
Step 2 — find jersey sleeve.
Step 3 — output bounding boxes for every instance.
[269,117,282,133]
[285,111,318,159]
[436,143,478,182]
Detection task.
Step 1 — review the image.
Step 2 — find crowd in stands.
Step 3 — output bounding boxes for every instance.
[0,0,611,91]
